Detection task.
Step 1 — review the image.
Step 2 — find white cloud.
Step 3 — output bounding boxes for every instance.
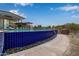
[9,9,27,18]
[71,15,79,19]
[14,3,34,7]
[9,9,19,15]
[58,4,79,11]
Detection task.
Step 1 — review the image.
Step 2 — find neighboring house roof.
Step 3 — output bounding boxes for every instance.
[0,10,25,20]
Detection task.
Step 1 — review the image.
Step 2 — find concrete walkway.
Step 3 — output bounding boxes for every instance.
[8,34,70,56]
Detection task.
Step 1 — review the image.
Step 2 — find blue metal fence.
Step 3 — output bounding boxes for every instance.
[3,30,57,53]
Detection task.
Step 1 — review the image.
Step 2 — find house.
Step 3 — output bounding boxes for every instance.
[0,10,32,31]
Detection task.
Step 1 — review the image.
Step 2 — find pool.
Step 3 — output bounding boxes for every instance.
[0,30,58,55]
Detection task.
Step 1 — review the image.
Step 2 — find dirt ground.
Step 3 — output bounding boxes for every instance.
[66,33,79,56]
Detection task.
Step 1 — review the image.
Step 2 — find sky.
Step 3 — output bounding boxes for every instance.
[0,3,79,26]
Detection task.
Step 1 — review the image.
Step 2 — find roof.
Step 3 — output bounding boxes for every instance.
[26,22,33,24]
[15,22,33,24]
[0,10,25,20]
[15,23,27,25]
